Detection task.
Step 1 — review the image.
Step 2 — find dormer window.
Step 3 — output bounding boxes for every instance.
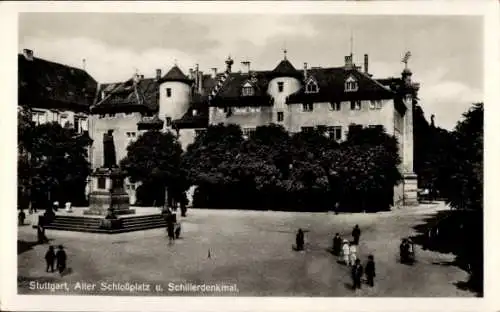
[345,75,358,92]
[305,78,319,94]
[242,82,254,96]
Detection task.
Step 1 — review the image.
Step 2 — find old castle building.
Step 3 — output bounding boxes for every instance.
[89,51,419,207]
[18,49,98,132]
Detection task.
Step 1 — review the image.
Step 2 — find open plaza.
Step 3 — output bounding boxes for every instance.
[17,202,474,297]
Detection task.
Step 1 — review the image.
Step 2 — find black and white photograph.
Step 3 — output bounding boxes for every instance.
[1,1,499,311]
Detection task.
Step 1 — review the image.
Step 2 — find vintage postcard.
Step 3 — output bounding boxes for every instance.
[1,1,499,312]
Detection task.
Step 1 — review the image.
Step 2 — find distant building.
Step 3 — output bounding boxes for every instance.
[89,51,419,207]
[18,49,98,133]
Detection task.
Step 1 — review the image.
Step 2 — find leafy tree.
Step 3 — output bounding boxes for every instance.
[19,121,91,208]
[444,103,483,212]
[120,130,184,210]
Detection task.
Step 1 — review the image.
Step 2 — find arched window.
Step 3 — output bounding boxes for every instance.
[345,75,358,92]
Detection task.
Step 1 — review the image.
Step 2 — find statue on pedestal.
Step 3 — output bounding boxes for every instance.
[103,130,117,169]
[86,129,133,216]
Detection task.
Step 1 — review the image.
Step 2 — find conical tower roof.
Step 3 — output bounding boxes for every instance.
[159,65,192,84]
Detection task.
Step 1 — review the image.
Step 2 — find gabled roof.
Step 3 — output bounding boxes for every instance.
[91,76,158,113]
[208,71,274,107]
[287,67,395,104]
[173,93,209,129]
[269,59,302,79]
[18,54,98,112]
[159,65,193,84]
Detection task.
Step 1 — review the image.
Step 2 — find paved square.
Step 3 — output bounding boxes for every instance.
[17,203,474,296]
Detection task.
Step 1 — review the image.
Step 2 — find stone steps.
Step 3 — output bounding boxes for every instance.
[43,214,167,234]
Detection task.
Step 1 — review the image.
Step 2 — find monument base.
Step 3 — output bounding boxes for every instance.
[84,190,135,216]
[85,167,135,216]
[403,173,418,206]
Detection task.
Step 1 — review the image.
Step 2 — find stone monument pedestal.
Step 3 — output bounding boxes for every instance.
[403,173,419,206]
[85,167,135,216]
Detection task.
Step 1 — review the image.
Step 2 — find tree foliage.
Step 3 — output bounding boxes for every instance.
[18,119,91,208]
[120,130,184,206]
[183,123,402,211]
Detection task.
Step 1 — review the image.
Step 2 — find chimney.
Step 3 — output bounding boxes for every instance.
[189,68,195,80]
[23,49,34,61]
[303,62,308,80]
[82,58,86,71]
[133,73,141,84]
[344,55,353,68]
[156,69,162,81]
[241,61,250,75]
[198,71,203,94]
[225,56,234,73]
[211,67,218,78]
[195,64,200,91]
[364,54,369,74]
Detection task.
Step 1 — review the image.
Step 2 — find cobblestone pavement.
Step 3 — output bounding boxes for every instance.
[17,202,474,297]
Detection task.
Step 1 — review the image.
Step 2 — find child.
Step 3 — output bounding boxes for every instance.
[45,246,56,272]
[351,259,363,290]
[365,255,376,287]
[55,245,67,276]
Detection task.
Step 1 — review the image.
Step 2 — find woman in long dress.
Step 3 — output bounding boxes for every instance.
[349,243,358,266]
[342,239,350,264]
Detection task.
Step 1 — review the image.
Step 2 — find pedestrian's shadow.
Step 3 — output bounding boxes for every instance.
[17,239,53,255]
[61,267,73,277]
[17,240,37,255]
[343,282,354,291]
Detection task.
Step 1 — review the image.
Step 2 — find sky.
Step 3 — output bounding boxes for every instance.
[18,13,483,130]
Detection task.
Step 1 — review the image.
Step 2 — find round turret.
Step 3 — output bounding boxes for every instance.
[158,65,193,128]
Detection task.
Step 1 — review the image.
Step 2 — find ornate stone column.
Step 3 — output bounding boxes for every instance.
[401,68,419,206]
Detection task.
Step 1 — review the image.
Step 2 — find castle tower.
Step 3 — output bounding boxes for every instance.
[158,65,194,131]
[267,50,303,130]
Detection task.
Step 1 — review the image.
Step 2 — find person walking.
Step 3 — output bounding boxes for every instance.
[295,229,305,251]
[365,255,376,287]
[349,242,358,266]
[351,259,364,290]
[352,224,361,245]
[44,246,56,273]
[332,233,342,256]
[55,245,67,276]
[341,239,350,264]
[18,209,26,226]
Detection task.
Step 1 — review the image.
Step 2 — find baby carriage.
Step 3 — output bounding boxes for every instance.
[400,238,416,264]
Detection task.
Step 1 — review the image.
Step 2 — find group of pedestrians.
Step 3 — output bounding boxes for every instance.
[331,225,376,290]
[44,245,67,276]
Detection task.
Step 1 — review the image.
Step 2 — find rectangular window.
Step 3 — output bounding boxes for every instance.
[302,103,314,112]
[277,81,284,93]
[74,118,80,132]
[166,117,172,127]
[301,126,314,133]
[97,177,106,190]
[330,102,341,111]
[242,87,254,96]
[166,88,172,97]
[369,100,383,110]
[243,128,256,138]
[350,100,361,110]
[195,129,205,137]
[328,126,342,141]
[277,112,284,122]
